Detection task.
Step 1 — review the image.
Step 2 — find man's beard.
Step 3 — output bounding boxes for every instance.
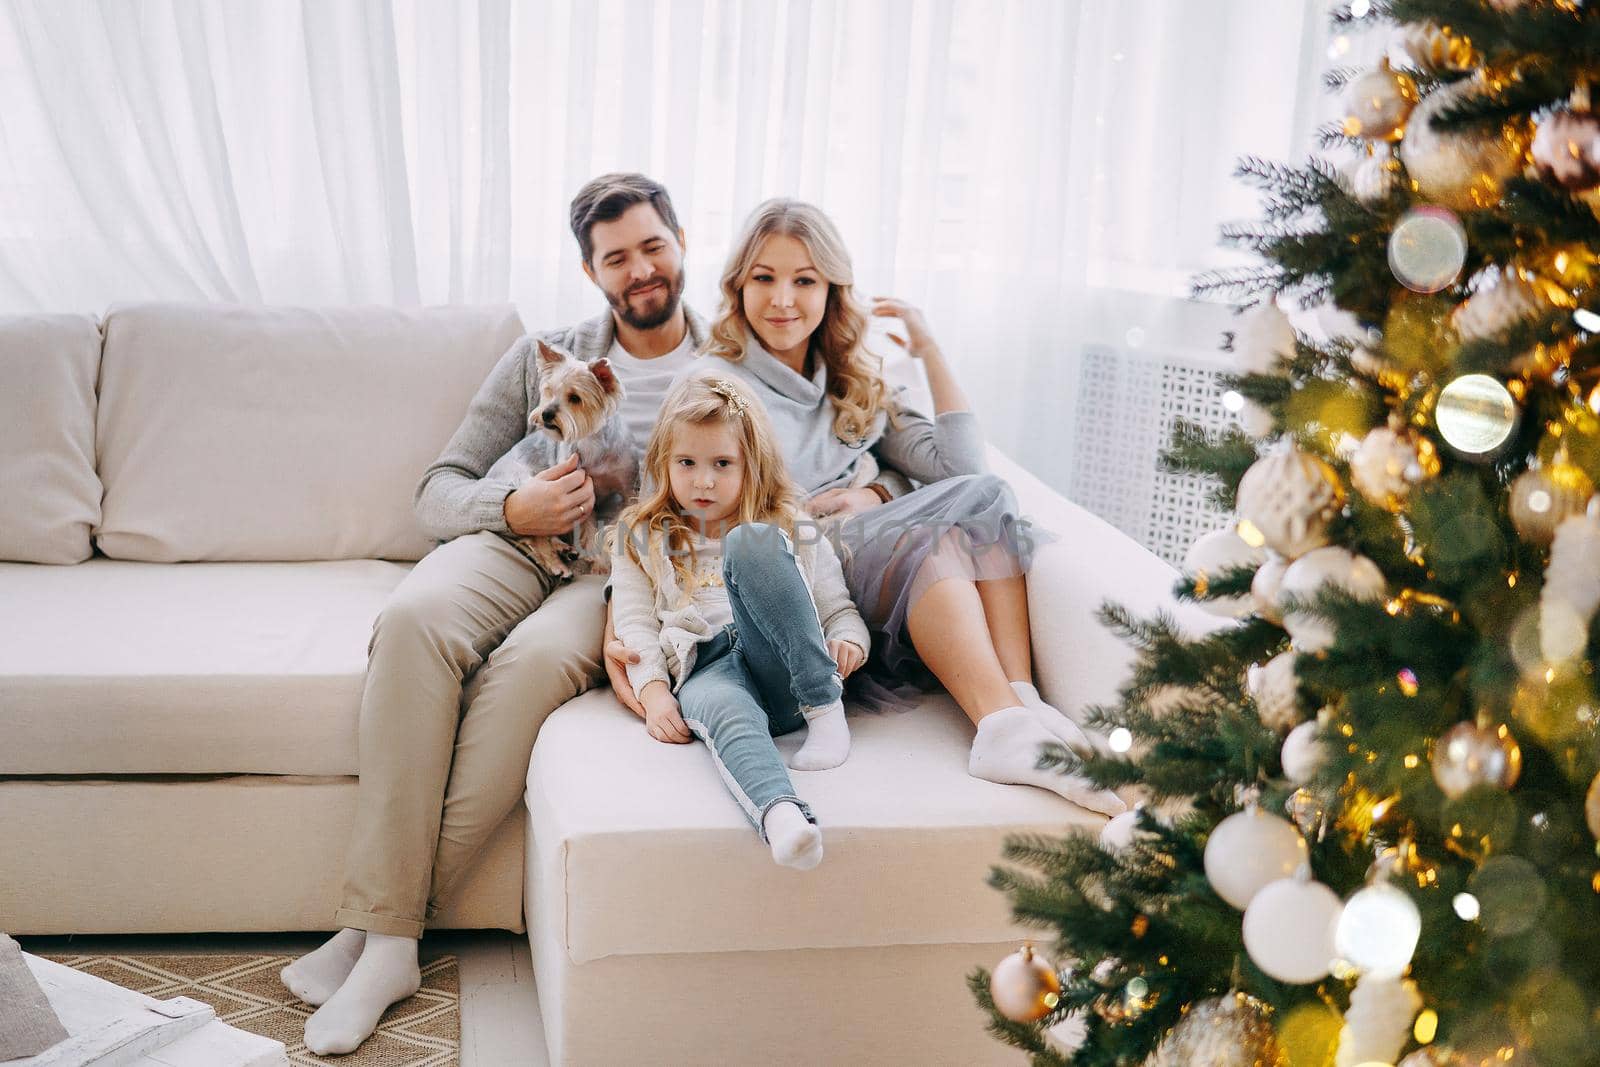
[606,270,684,331]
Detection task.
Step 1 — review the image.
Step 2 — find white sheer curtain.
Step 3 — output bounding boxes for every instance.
[0,0,1336,489]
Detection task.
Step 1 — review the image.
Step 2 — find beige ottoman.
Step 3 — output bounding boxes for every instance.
[523,686,1105,1065]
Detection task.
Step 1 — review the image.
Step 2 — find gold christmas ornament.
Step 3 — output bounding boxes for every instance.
[1341,60,1420,142]
[1532,108,1600,192]
[1399,79,1529,211]
[1235,447,1346,559]
[1147,992,1287,1067]
[1586,771,1600,840]
[1392,21,1476,75]
[988,944,1061,1023]
[1432,720,1522,799]
[1350,424,1441,510]
[1433,374,1520,461]
[1508,462,1594,545]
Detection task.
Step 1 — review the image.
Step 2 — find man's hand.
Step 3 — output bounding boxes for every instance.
[807,486,882,521]
[828,639,866,680]
[503,453,596,536]
[640,681,692,744]
[603,605,645,718]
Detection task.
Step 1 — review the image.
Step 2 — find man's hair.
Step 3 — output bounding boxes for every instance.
[569,173,681,267]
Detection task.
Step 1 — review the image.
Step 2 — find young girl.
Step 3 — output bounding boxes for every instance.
[609,374,869,869]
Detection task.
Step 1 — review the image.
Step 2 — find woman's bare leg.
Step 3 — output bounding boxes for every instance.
[906,575,1017,726]
[975,573,1032,684]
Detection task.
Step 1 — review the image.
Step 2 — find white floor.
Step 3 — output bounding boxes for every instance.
[16,930,550,1067]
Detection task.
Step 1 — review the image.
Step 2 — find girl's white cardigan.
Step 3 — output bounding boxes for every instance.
[611,524,870,695]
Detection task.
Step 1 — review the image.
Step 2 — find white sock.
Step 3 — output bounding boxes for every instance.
[280,927,365,1007]
[787,699,850,771]
[303,932,422,1056]
[763,801,823,870]
[969,706,1127,816]
[1010,681,1096,755]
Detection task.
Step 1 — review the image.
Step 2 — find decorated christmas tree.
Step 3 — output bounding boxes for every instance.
[972,2,1600,1065]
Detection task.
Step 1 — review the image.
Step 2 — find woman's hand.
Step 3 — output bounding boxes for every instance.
[641,683,692,744]
[870,297,939,360]
[828,639,866,680]
[603,606,645,718]
[807,485,882,521]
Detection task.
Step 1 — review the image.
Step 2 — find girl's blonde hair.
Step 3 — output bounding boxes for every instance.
[704,198,897,445]
[614,374,805,594]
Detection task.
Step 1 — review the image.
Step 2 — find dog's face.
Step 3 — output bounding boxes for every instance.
[531,341,622,442]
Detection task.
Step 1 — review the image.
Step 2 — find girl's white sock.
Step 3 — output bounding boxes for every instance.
[763,800,823,869]
[303,932,422,1056]
[1010,681,1095,754]
[968,706,1126,816]
[280,927,365,1007]
[787,699,850,771]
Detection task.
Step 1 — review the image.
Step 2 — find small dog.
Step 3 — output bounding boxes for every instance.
[483,340,638,578]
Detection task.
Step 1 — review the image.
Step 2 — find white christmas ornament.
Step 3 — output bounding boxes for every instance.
[1184,528,1267,618]
[1100,808,1148,851]
[1204,806,1309,910]
[1399,79,1524,211]
[1235,398,1277,439]
[1281,720,1328,784]
[1336,973,1423,1067]
[1541,511,1600,663]
[1232,302,1297,374]
[1345,150,1402,205]
[1247,652,1302,733]
[1335,881,1421,979]
[1279,547,1387,653]
[1251,554,1291,624]
[1235,448,1345,559]
[1350,425,1435,509]
[1242,873,1342,984]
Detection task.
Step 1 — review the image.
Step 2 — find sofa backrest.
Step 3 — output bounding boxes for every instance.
[0,314,104,564]
[94,303,525,562]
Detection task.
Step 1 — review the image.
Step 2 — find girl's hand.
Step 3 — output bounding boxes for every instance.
[643,687,692,744]
[870,297,939,359]
[808,486,882,520]
[828,639,866,680]
[603,608,645,718]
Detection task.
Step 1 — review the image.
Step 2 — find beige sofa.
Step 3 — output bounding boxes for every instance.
[0,304,1200,1064]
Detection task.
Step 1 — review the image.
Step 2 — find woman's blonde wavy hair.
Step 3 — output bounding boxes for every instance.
[704,198,898,445]
[613,374,805,598]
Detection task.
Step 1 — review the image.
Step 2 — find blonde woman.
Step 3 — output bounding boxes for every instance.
[610,374,869,869]
[606,199,1123,815]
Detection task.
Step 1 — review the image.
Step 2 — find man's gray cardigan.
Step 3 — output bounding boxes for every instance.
[415,308,706,543]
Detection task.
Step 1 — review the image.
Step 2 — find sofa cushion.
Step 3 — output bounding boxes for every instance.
[0,558,411,775]
[95,303,524,562]
[526,687,1103,964]
[0,314,102,564]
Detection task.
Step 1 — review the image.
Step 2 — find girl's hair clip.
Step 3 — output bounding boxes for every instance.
[708,377,749,417]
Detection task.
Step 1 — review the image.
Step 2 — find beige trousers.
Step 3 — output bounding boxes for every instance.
[336,531,606,938]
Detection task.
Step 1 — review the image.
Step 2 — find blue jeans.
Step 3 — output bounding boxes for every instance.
[677,523,845,840]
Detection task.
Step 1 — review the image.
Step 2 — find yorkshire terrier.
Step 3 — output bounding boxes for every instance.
[483,340,638,578]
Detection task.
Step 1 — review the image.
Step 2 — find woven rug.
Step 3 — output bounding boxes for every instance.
[42,953,459,1067]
